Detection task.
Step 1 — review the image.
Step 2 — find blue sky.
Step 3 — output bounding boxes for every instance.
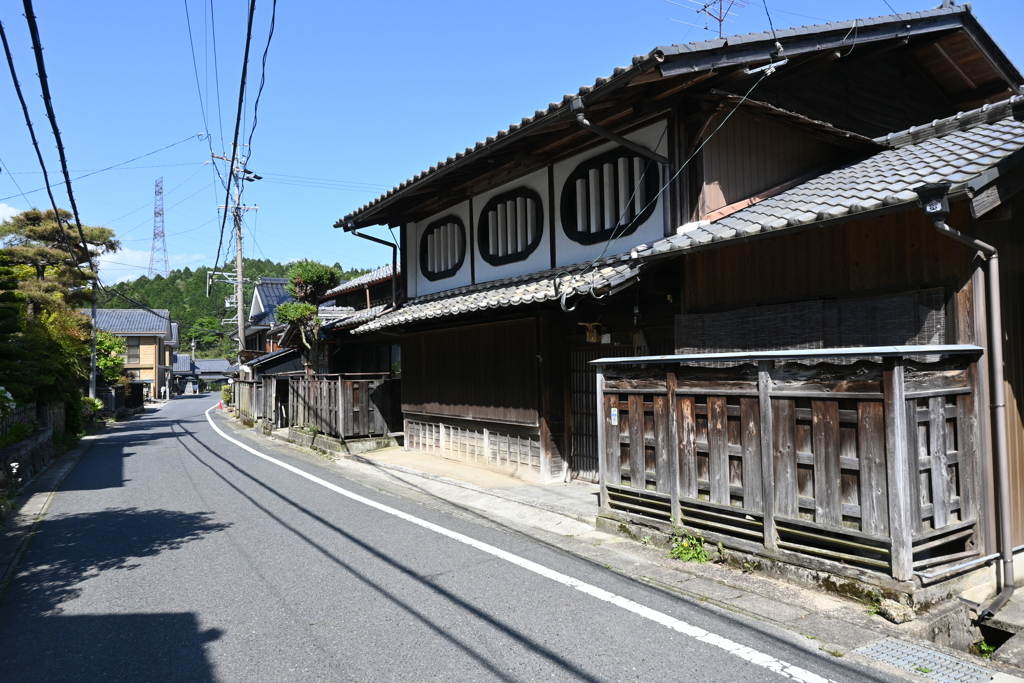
[0,0,1020,283]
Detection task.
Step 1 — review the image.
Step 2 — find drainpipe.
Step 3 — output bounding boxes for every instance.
[570,98,674,237]
[916,182,1012,618]
[348,226,398,310]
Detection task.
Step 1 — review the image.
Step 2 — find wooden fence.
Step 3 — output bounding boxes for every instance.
[1,403,36,438]
[234,380,261,423]
[595,346,984,584]
[287,374,387,438]
[236,373,390,439]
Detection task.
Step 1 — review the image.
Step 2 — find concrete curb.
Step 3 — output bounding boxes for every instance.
[0,431,99,597]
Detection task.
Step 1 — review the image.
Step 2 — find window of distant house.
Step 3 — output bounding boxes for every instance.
[477,188,544,266]
[126,337,141,364]
[419,216,466,281]
[560,148,662,245]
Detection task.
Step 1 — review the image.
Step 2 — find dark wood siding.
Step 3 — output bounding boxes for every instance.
[403,318,539,425]
[683,204,975,313]
[699,111,840,216]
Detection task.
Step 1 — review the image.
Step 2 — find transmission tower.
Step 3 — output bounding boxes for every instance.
[148,177,169,278]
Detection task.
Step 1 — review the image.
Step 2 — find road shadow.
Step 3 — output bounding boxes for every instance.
[1,507,230,613]
[0,612,222,683]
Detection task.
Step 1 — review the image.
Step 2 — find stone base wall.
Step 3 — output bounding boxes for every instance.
[0,428,54,497]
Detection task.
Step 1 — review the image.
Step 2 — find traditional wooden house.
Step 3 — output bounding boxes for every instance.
[592,96,1024,607]
[232,276,293,364]
[320,263,402,376]
[336,5,1020,501]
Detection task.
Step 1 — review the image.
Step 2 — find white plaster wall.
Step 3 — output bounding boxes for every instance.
[472,168,551,284]
[552,121,668,266]
[410,201,472,297]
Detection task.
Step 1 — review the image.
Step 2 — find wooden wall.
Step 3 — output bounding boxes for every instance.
[699,111,841,216]
[402,318,539,425]
[683,205,975,313]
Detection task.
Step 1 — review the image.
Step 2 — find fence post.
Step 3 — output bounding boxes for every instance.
[884,356,914,581]
[596,368,608,510]
[758,360,777,551]
[666,369,680,522]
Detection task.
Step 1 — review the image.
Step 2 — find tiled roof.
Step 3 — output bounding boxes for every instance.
[252,277,294,325]
[337,5,1007,229]
[246,347,299,367]
[194,358,232,373]
[324,263,400,299]
[87,308,172,335]
[322,304,389,332]
[172,353,194,374]
[631,97,1024,260]
[318,305,357,320]
[353,257,642,334]
[169,322,179,347]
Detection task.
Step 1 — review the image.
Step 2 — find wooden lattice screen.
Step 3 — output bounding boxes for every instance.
[597,351,982,582]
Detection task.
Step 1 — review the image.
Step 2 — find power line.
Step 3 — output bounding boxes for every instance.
[0,17,83,268]
[209,0,226,154]
[244,0,277,155]
[24,0,95,273]
[211,0,258,285]
[0,152,31,207]
[183,0,209,136]
[0,134,203,203]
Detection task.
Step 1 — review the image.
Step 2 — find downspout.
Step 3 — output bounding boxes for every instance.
[569,98,674,237]
[349,227,398,310]
[917,182,1012,618]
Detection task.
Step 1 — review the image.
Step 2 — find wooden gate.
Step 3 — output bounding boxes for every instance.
[596,346,983,582]
[568,347,631,482]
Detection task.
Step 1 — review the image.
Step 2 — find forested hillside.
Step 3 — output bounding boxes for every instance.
[98,259,370,358]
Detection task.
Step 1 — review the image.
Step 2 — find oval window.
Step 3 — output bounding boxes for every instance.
[477,188,544,266]
[419,216,466,281]
[560,148,662,245]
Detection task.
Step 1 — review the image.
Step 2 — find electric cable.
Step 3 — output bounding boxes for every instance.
[244,0,277,155]
[211,0,258,288]
[0,134,203,203]
[0,16,84,270]
[0,152,32,207]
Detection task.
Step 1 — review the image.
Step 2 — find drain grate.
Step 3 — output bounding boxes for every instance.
[856,638,991,683]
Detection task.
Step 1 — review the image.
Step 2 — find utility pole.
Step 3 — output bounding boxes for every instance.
[211,147,259,359]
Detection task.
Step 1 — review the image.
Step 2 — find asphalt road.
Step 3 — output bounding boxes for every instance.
[0,394,904,682]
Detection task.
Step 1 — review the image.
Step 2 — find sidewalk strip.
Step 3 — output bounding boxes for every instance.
[206,405,832,683]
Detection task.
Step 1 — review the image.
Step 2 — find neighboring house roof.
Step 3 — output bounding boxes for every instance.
[246,347,299,367]
[324,263,400,299]
[194,358,232,374]
[87,308,172,336]
[322,304,389,332]
[169,322,179,347]
[631,96,1024,260]
[172,353,194,374]
[353,258,642,334]
[337,4,1019,229]
[249,277,294,326]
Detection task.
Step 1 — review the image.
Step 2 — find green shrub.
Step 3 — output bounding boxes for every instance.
[221,385,232,403]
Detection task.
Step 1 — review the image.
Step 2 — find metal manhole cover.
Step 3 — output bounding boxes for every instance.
[856,638,992,683]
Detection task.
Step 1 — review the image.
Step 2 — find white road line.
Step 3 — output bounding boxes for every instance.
[205,406,833,683]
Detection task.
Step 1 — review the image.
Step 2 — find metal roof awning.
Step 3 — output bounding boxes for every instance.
[592,344,984,366]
